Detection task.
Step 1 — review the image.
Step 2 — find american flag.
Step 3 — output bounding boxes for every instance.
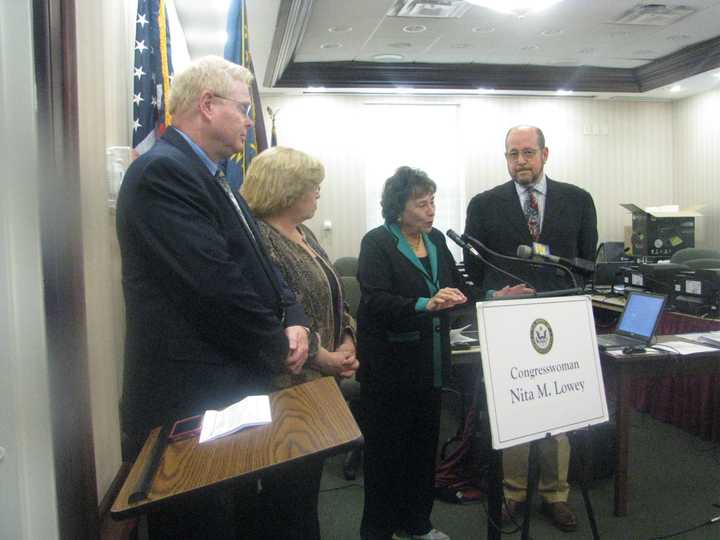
[224,0,268,190]
[132,0,174,157]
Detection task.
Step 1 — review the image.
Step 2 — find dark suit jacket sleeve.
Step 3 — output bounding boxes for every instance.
[357,231,421,328]
[577,190,599,261]
[463,194,486,290]
[126,156,293,370]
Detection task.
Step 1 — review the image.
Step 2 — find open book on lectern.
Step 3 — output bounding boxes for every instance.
[476,295,609,450]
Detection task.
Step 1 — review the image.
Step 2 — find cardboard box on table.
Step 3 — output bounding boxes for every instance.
[621,204,702,259]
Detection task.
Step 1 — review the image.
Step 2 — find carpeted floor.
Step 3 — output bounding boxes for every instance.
[318,403,720,540]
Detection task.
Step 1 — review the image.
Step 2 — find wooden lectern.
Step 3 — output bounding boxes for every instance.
[111,376,362,520]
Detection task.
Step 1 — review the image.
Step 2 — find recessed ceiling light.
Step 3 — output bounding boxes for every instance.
[556,89,573,95]
[472,26,496,34]
[305,86,326,92]
[372,53,405,62]
[328,25,352,33]
[320,43,342,49]
[464,0,565,17]
[521,44,540,51]
[387,42,413,49]
[541,29,564,37]
[666,34,691,41]
[450,43,473,49]
[403,24,426,33]
[670,85,683,92]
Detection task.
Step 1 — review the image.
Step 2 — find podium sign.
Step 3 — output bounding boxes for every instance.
[477,296,608,450]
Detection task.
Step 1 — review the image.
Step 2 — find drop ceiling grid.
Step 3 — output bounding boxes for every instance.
[294,0,720,70]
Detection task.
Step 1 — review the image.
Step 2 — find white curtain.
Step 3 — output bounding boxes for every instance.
[363,103,465,258]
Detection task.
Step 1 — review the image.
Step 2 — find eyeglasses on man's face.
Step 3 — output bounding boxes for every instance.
[214,94,252,118]
[505,148,540,162]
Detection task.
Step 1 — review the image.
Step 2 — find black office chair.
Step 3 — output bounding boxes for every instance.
[684,258,720,269]
[670,248,720,265]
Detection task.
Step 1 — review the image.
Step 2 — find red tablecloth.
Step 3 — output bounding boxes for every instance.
[630,312,720,442]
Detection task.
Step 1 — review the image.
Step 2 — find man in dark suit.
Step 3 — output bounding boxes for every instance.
[116,56,310,538]
[464,125,598,532]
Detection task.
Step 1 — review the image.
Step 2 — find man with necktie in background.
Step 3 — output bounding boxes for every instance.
[463,125,598,532]
[116,55,310,539]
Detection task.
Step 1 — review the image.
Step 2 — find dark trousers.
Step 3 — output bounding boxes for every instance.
[360,386,442,540]
[143,457,323,539]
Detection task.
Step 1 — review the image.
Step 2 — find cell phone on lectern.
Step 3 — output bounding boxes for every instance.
[168,414,203,442]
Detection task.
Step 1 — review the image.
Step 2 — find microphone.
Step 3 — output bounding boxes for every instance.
[464,233,524,264]
[513,244,578,289]
[516,244,534,259]
[447,229,537,291]
[447,229,481,258]
[516,244,595,274]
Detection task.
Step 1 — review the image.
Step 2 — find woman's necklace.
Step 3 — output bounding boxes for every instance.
[404,233,423,252]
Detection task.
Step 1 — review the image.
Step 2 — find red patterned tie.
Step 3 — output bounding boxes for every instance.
[525,188,540,241]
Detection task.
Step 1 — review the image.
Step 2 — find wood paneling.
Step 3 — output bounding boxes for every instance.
[33,0,99,537]
[275,61,641,93]
[637,36,720,92]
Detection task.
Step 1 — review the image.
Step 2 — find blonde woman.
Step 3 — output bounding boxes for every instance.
[242,146,358,384]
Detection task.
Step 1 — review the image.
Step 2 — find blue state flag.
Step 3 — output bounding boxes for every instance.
[224,0,268,190]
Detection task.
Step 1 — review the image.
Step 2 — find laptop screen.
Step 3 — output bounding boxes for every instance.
[617,292,666,339]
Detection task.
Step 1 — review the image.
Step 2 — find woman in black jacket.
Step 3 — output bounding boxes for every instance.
[357,166,467,540]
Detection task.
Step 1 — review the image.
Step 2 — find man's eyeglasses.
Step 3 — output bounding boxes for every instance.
[214,94,252,118]
[505,148,540,161]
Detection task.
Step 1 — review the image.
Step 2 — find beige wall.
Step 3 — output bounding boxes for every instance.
[263,93,675,261]
[75,0,134,499]
[673,87,720,249]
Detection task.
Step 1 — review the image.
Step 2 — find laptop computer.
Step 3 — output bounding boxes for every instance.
[596,291,667,350]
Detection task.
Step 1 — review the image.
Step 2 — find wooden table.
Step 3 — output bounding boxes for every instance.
[591,293,626,313]
[600,336,720,516]
[594,296,720,439]
[111,377,362,519]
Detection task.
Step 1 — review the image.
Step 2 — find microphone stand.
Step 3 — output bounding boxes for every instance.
[463,234,580,293]
[453,234,537,292]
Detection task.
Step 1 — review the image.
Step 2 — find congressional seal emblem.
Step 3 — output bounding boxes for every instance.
[530,318,553,354]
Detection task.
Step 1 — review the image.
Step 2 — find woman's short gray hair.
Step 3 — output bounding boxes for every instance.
[381,166,436,223]
[168,55,254,116]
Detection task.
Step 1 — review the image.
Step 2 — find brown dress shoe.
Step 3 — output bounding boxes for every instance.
[501,499,525,525]
[541,501,578,532]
